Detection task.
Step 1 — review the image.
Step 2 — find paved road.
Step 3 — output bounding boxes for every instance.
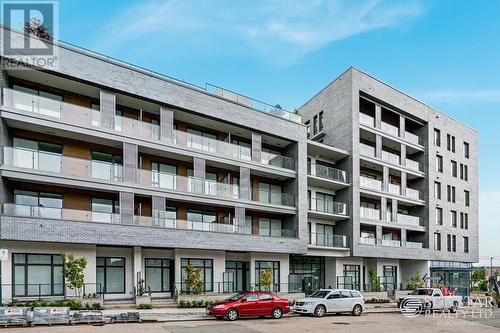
[5,310,500,333]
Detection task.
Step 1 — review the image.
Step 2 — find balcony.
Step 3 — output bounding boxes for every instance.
[308,162,348,183]
[359,113,375,127]
[405,187,421,200]
[308,198,348,216]
[2,88,295,171]
[359,143,375,157]
[2,147,123,182]
[360,206,381,220]
[405,241,423,249]
[381,239,401,247]
[381,122,399,137]
[360,176,382,191]
[381,150,401,165]
[388,183,401,195]
[360,237,376,245]
[405,131,420,145]
[309,233,348,248]
[397,213,420,226]
[405,158,420,172]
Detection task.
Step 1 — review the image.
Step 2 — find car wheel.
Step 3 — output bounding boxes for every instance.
[450,301,459,313]
[352,304,362,316]
[272,307,283,319]
[314,305,326,317]
[226,308,239,321]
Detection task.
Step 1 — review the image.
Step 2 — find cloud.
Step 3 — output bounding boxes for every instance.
[423,89,500,103]
[92,0,425,65]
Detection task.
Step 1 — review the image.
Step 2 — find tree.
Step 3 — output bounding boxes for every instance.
[183,264,203,295]
[61,252,87,298]
[406,272,426,290]
[368,267,381,292]
[24,17,53,41]
[258,266,274,291]
[472,267,488,291]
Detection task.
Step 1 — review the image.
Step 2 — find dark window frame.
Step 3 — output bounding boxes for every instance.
[12,253,64,297]
[96,256,126,294]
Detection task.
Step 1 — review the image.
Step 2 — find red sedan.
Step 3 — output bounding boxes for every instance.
[206,291,290,321]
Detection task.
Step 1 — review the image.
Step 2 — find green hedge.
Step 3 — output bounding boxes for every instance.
[178,300,214,308]
[137,303,153,309]
[7,299,102,310]
[365,297,390,304]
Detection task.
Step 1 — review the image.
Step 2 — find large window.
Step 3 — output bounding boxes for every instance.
[13,253,63,297]
[259,218,281,237]
[289,256,325,292]
[96,257,125,294]
[342,265,360,290]
[315,192,335,213]
[91,151,122,181]
[14,190,62,219]
[258,183,282,205]
[181,258,213,292]
[315,223,335,247]
[382,266,397,291]
[13,138,62,173]
[255,261,280,291]
[145,259,172,293]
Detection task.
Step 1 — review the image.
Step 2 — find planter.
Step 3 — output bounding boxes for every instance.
[135,295,151,306]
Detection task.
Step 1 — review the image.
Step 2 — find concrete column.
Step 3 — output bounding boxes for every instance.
[376,225,383,245]
[123,142,138,183]
[193,157,206,194]
[235,206,245,232]
[380,197,387,221]
[239,167,250,200]
[375,105,382,129]
[376,135,383,158]
[400,145,406,167]
[401,172,407,196]
[392,199,398,222]
[251,133,262,163]
[399,115,405,139]
[133,246,142,293]
[160,106,174,142]
[382,165,389,191]
[100,89,116,129]
[401,229,407,247]
[120,191,134,224]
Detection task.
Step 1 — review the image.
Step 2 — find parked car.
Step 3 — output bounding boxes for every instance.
[206,291,290,321]
[293,289,365,317]
[398,288,463,313]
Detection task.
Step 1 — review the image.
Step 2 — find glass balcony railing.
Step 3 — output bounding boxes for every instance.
[2,88,296,171]
[405,241,423,249]
[250,188,296,207]
[2,147,124,182]
[359,206,381,220]
[360,237,376,245]
[360,176,382,191]
[307,162,348,183]
[359,113,375,127]
[382,239,401,247]
[405,187,421,200]
[381,122,399,136]
[382,150,401,165]
[397,213,420,226]
[388,183,401,195]
[406,158,420,172]
[359,143,375,157]
[308,198,348,215]
[308,233,348,248]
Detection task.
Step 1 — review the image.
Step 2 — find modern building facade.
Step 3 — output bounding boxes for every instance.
[0,28,478,303]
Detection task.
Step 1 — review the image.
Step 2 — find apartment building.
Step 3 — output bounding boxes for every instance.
[299,68,478,295]
[0,28,478,303]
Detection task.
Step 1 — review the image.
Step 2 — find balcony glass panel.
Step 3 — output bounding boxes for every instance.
[359,206,381,220]
[382,150,400,165]
[405,131,420,145]
[397,213,420,226]
[381,122,399,136]
[381,239,401,247]
[309,233,348,248]
[360,237,376,245]
[309,198,347,215]
[308,162,348,183]
[406,158,420,171]
[388,183,401,195]
[406,187,421,200]
[405,241,423,249]
[360,176,382,191]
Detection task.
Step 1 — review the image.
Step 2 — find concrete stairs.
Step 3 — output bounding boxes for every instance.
[151,297,178,309]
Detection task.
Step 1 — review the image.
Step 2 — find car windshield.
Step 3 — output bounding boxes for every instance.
[308,290,331,298]
[409,289,433,296]
[226,292,245,301]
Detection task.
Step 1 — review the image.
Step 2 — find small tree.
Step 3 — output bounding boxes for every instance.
[406,272,426,290]
[258,267,273,291]
[24,17,53,41]
[137,278,146,296]
[368,267,381,291]
[61,252,87,298]
[472,268,488,291]
[183,264,203,295]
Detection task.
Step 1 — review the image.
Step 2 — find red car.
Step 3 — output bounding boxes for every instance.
[206,291,290,321]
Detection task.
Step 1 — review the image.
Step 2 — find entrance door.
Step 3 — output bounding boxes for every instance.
[225,261,249,292]
[145,258,174,297]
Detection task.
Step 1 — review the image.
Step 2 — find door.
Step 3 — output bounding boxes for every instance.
[238,293,259,316]
[432,290,445,309]
[258,293,275,315]
[325,290,343,313]
[340,290,354,311]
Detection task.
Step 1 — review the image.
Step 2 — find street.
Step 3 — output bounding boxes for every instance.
[3,310,500,333]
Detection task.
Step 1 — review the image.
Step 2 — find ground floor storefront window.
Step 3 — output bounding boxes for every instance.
[145,259,172,293]
[381,266,397,291]
[255,261,280,291]
[96,257,125,294]
[289,256,325,293]
[340,264,360,290]
[181,258,213,292]
[13,254,63,297]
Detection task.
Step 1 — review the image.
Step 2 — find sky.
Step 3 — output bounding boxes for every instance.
[54,0,498,265]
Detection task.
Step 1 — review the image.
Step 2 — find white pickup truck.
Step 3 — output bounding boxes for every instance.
[398,288,462,313]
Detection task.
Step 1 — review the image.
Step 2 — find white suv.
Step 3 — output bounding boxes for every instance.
[293,289,365,317]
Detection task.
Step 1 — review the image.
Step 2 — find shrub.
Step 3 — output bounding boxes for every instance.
[178,299,213,308]
[137,303,153,309]
[91,303,102,310]
[365,297,390,304]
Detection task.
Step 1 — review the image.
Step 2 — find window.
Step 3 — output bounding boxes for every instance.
[460,164,468,180]
[436,207,443,225]
[452,186,456,203]
[259,218,282,237]
[225,261,249,292]
[259,293,274,301]
[313,115,318,135]
[14,190,62,219]
[460,212,469,229]
[13,253,63,297]
[231,138,252,161]
[305,121,311,139]
[318,111,324,132]
[258,183,282,205]
[447,186,456,203]
[97,257,125,294]
[436,155,443,172]
[452,136,456,153]
[152,162,176,189]
[451,161,457,177]
[255,261,280,291]
[447,235,452,252]
[434,233,441,251]
[450,210,457,228]
[464,142,470,158]
[243,216,253,234]
[145,259,171,292]
[92,151,123,182]
[452,235,457,252]
[315,192,335,214]
[434,182,441,199]
[181,258,213,292]
[13,137,62,173]
[92,197,119,223]
[382,266,397,290]
[464,190,470,206]
[342,265,361,290]
[186,210,217,225]
[447,134,451,151]
[316,223,335,247]
[463,237,469,253]
[434,128,441,146]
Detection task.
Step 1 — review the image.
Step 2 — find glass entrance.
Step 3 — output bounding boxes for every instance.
[224,261,249,292]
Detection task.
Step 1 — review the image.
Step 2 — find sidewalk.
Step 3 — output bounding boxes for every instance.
[101,304,401,322]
